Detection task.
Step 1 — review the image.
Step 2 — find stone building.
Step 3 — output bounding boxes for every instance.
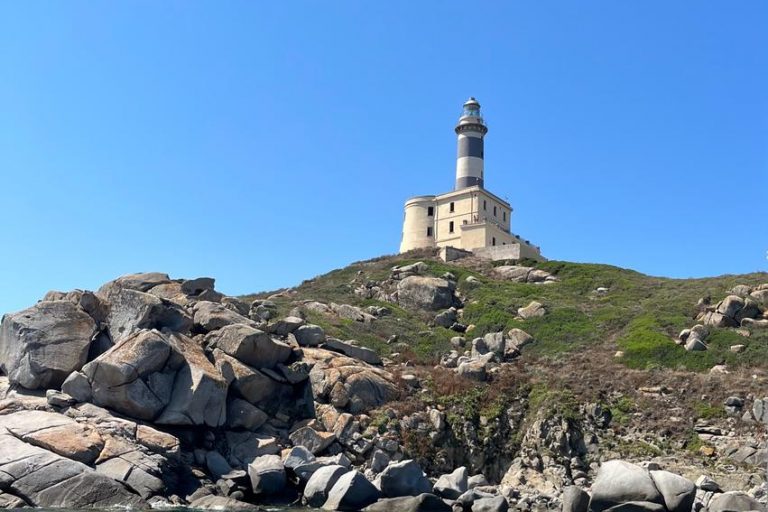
[399,98,543,261]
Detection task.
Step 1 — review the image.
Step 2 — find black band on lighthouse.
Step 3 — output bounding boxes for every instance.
[457,137,484,159]
[456,176,484,188]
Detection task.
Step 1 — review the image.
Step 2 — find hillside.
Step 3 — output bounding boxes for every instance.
[244,250,768,486]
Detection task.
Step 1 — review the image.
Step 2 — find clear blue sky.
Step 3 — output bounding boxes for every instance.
[1,2,766,314]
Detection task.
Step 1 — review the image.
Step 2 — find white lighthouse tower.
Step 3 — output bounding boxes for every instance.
[399,98,543,262]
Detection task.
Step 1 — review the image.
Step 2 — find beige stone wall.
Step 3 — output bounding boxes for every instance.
[400,185,542,259]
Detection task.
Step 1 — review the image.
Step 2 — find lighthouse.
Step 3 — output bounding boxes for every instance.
[398,97,543,262]
[454,97,488,190]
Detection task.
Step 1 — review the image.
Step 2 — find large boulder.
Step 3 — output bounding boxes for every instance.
[306,348,398,414]
[295,324,326,346]
[289,427,337,455]
[283,446,315,472]
[376,459,432,498]
[98,286,192,342]
[717,295,745,319]
[214,349,294,415]
[707,491,766,512]
[397,276,456,311]
[98,272,172,294]
[80,329,227,426]
[472,496,509,512]
[433,466,468,500]
[248,454,286,495]
[225,432,280,467]
[226,398,268,431]
[193,301,258,332]
[304,464,347,507]
[589,460,664,512]
[324,339,382,365]
[562,486,589,512]
[649,470,695,512]
[0,301,97,389]
[81,329,172,420]
[751,288,768,306]
[205,323,292,369]
[494,265,555,283]
[323,469,380,511]
[517,301,546,319]
[155,332,228,426]
[364,493,452,512]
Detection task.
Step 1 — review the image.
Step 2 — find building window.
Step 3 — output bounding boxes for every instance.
[483,200,487,211]
[449,221,454,233]
[427,206,434,216]
[503,211,506,221]
[426,227,433,237]
[492,237,496,246]
[493,206,497,216]
[449,202,455,213]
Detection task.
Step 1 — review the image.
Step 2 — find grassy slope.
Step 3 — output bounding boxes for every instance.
[244,253,768,373]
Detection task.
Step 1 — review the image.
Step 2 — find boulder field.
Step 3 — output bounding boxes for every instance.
[0,271,765,511]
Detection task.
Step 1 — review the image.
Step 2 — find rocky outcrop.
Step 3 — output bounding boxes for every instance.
[77,329,228,426]
[306,348,398,413]
[0,271,405,509]
[2,267,767,511]
[698,294,763,328]
[0,426,145,508]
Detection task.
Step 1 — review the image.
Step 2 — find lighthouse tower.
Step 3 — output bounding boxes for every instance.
[454,97,488,190]
[398,97,543,261]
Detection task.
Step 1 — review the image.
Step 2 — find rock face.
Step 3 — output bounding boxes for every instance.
[0,425,145,508]
[0,301,97,389]
[79,329,228,426]
[1,410,103,465]
[397,276,457,311]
